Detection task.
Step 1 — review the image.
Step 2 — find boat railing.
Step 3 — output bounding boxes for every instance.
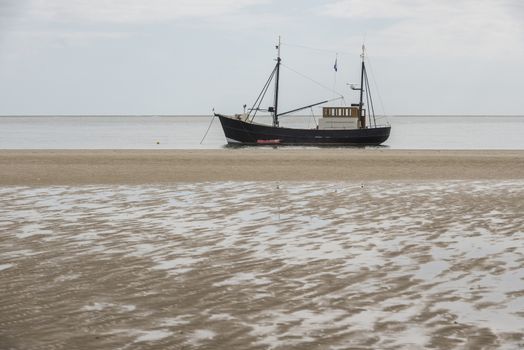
[322,107,360,118]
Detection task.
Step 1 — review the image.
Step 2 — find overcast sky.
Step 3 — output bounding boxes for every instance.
[0,0,523,115]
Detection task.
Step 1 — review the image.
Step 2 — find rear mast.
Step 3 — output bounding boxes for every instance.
[358,44,366,129]
[273,36,281,127]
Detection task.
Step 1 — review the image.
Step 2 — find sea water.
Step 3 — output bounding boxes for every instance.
[0,115,523,149]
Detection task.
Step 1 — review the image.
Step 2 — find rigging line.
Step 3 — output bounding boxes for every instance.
[200,112,216,144]
[250,66,277,122]
[364,54,388,117]
[280,63,344,98]
[368,81,376,127]
[328,96,345,102]
[248,65,277,120]
[251,78,272,123]
[252,80,272,121]
[310,107,318,128]
[277,96,343,117]
[365,68,377,127]
[365,73,372,128]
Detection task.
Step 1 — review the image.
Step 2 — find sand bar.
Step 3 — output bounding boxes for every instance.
[0,149,523,185]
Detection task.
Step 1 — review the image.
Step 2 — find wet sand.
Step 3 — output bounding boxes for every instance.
[0,149,523,185]
[1,181,523,349]
[1,150,523,349]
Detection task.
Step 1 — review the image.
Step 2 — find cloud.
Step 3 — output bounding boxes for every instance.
[321,0,423,19]
[29,0,268,23]
[319,0,524,57]
[9,30,127,42]
[0,0,28,26]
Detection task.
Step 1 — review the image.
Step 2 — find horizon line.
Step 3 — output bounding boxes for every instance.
[1,114,524,118]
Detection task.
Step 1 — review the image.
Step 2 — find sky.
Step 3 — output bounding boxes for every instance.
[0,0,523,115]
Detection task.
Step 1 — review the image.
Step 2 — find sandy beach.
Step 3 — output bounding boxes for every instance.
[1,150,523,349]
[0,149,523,185]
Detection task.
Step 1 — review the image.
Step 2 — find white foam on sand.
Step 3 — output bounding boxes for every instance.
[213,272,271,287]
[81,302,112,311]
[208,313,235,321]
[0,249,40,259]
[248,308,348,348]
[54,273,81,282]
[81,303,136,313]
[0,263,14,271]
[188,329,215,345]
[152,257,202,273]
[134,329,172,342]
[16,223,53,239]
[159,315,191,327]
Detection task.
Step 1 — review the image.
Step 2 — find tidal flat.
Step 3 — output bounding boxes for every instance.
[1,181,523,349]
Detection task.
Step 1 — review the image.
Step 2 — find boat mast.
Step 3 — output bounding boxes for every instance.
[273,36,281,127]
[359,44,365,129]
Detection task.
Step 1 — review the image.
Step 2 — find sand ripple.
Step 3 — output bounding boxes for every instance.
[0,181,523,349]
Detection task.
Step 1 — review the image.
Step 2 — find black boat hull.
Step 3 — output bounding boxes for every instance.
[217,114,391,146]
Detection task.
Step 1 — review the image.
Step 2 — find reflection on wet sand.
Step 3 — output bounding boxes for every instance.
[0,181,523,349]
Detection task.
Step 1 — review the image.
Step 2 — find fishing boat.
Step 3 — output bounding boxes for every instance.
[214,38,391,146]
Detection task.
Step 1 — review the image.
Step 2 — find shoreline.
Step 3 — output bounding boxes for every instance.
[1,149,523,185]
